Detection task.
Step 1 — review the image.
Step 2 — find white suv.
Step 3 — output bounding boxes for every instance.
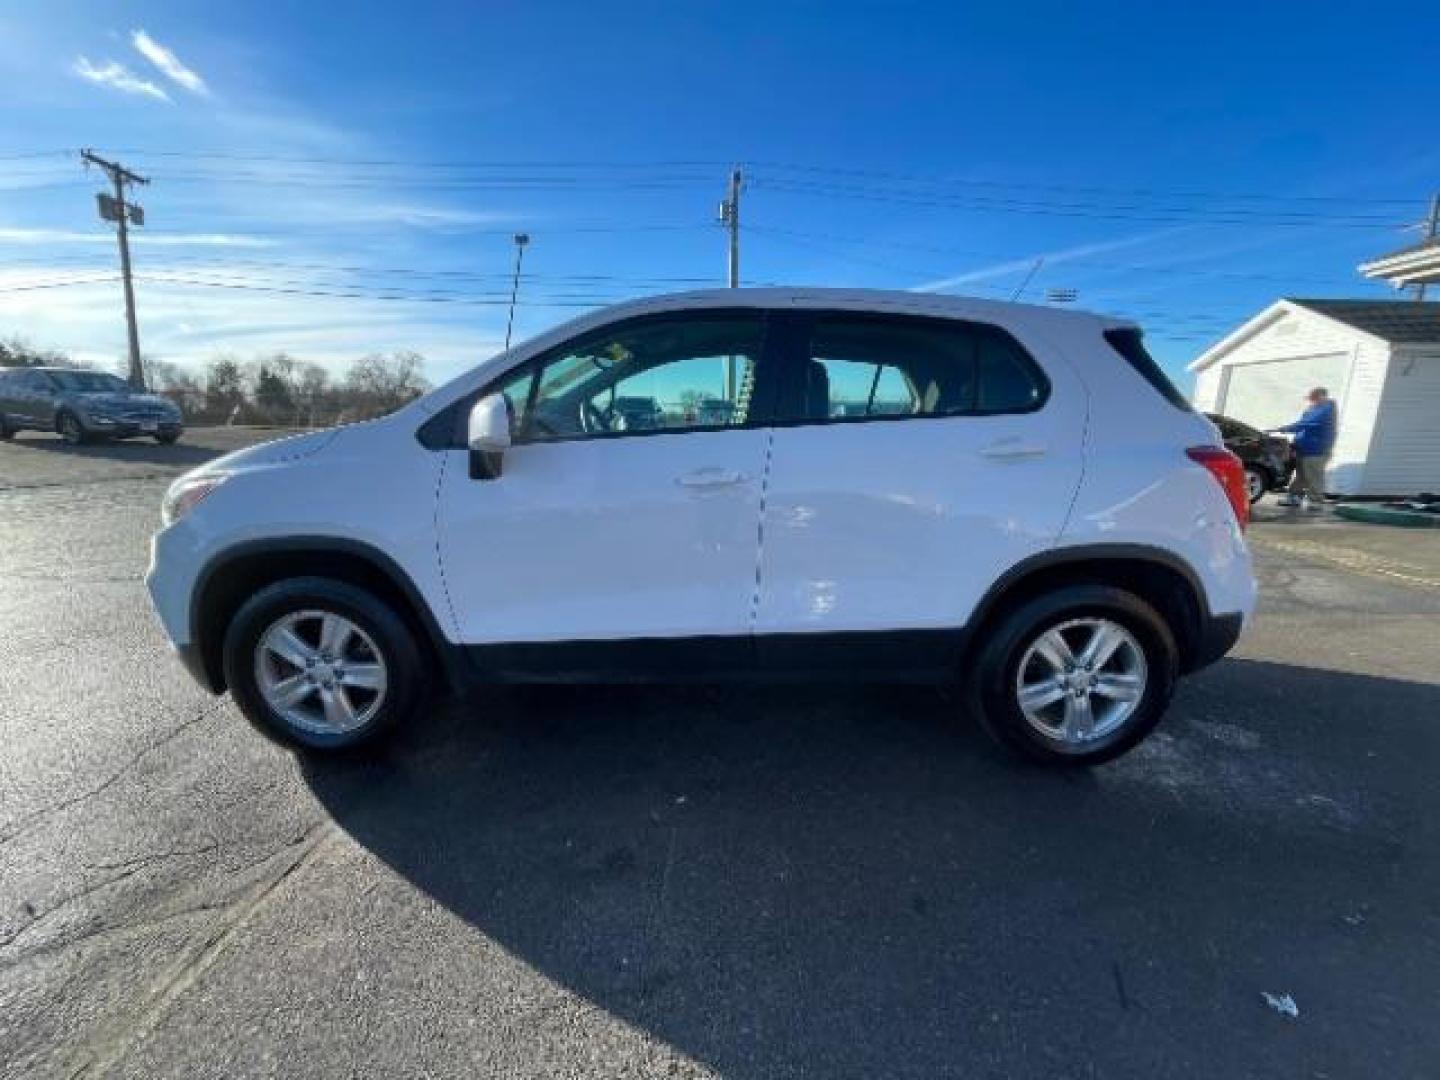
[146,289,1255,765]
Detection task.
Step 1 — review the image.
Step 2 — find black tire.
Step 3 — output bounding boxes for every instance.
[0,419,12,441]
[58,412,88,445]
[967,584,1178,766]
[155,432,181,445]
[1244,465,1269,505]
[222,576,426,752]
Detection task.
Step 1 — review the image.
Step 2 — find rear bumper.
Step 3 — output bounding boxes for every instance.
[1187,611,1245,673]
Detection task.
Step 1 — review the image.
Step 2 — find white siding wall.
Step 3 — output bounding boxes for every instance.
[1190,306,1388,495]
[1328,339,1389,496]
[1362,350,1440,495]
[1192,365,1223,410]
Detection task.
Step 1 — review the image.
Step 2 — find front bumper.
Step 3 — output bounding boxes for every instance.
[87,417,183,438]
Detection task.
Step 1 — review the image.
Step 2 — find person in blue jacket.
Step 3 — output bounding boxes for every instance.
[1272,387,1338,509]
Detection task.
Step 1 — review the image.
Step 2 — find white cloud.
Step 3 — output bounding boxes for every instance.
[130,29,209,97]
[912,228,1187,293]
[71,56,170,102]
[0,226,275,248]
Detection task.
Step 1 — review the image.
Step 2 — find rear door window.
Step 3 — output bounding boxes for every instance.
[778,313,1047,424]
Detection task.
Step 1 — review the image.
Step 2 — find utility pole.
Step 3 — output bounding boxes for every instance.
[718,167,743,288]
[717,168,743,402]
[80,150,149,389]
[1415,193,1439,302]
[504,232,530,351]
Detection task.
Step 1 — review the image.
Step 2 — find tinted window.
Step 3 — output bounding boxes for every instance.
[516,315,765,442]
[48,371,128,393]
[788,315,1045,423]
[977,332,1046,412]
[1105,329,1191,411]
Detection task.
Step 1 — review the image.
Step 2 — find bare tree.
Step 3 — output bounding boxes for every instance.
[204,355,246,420]
[0,336,82,369]
[293,362,331,427]
[345,351,430,419]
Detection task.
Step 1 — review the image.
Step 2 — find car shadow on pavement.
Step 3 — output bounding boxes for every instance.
[2,432,220,469]
[301,661,1440,1078]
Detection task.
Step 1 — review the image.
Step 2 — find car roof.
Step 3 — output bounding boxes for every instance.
[592,287,1137,335]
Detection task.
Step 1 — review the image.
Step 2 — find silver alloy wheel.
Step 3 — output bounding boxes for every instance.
[1245,468,1266,503]
[1015,617,1148,748]
[60,414,83,444]
[254,609,387,736]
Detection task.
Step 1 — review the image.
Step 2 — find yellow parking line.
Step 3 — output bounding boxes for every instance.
[1250,534,1440,590]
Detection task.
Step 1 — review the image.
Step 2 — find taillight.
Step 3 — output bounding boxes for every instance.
[1186,446,1249,530]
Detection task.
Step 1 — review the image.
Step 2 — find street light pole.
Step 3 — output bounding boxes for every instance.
[504,232,530,351]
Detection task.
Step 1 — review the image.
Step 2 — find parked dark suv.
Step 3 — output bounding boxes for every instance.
[1206,412,1294,503]
[0,367,183,445]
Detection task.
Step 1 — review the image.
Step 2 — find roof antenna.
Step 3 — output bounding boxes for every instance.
[1010,257,1045,301]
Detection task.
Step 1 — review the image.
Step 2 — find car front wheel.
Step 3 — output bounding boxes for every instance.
[58,412,88,445]
[222,577,425,751]
[1244,466,1268,504]
[968,584,1178,766]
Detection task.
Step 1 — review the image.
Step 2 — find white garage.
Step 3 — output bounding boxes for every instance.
[1190,299,1440,497]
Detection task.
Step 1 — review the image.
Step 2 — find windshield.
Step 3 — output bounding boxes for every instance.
[47,371,131,394]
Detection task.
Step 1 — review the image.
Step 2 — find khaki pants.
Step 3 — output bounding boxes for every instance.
[1288,454,1329,501]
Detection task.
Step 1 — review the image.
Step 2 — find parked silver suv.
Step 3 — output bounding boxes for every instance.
[0,367,184,445]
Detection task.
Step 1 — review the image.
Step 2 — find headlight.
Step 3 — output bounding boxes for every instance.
[162,472,229,526]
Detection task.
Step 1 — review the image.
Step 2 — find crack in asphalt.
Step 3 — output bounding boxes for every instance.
[0,865,152,951]
[62,822,336,1080]
[0,471,180,494]
[0,700,226,848]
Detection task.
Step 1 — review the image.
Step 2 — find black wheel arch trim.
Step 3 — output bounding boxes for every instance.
[964,543,1228,674]
[188,536,463,694]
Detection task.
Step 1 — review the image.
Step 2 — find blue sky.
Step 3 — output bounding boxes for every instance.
[2,0,1437,388]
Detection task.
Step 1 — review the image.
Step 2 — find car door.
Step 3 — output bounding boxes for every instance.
[31,371,63,428]
[0,371,16,427]
[11,370,51,429]
[435,309,778,672]
[753,309,1087,670]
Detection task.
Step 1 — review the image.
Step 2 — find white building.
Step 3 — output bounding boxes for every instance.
[1189,299,1440,497]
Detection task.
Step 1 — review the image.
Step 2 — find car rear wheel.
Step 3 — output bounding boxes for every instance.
[1244,466,1268,504]
[0,418,12,441]
[968,584,1178,766]
[222,577,425,751]
[155,432,180,445]
[58,412,87,445]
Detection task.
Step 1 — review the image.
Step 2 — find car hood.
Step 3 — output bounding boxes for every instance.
[201,428,341,474]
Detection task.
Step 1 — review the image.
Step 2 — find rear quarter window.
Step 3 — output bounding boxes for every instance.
[1104,329,1191,411]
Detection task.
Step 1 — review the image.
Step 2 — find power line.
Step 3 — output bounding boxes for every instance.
[133,273,635,308]
[746,161,1420,207]
[750,178,1400,227]
[71,149,1420,204]
[0,275,122,293]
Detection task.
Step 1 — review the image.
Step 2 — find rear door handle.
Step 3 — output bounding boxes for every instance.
[980,438,1048,460]
[676,467,747,489]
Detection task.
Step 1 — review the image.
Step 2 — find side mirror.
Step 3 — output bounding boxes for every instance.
[467,393,512,480]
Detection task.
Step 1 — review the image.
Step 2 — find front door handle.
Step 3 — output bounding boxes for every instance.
[980,438,1048,460]
[676,467,747,489]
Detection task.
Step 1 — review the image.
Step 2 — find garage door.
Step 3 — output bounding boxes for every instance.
[1219,352,1353,430]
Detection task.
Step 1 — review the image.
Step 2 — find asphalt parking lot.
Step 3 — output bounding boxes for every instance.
[2,428,1439,1079]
